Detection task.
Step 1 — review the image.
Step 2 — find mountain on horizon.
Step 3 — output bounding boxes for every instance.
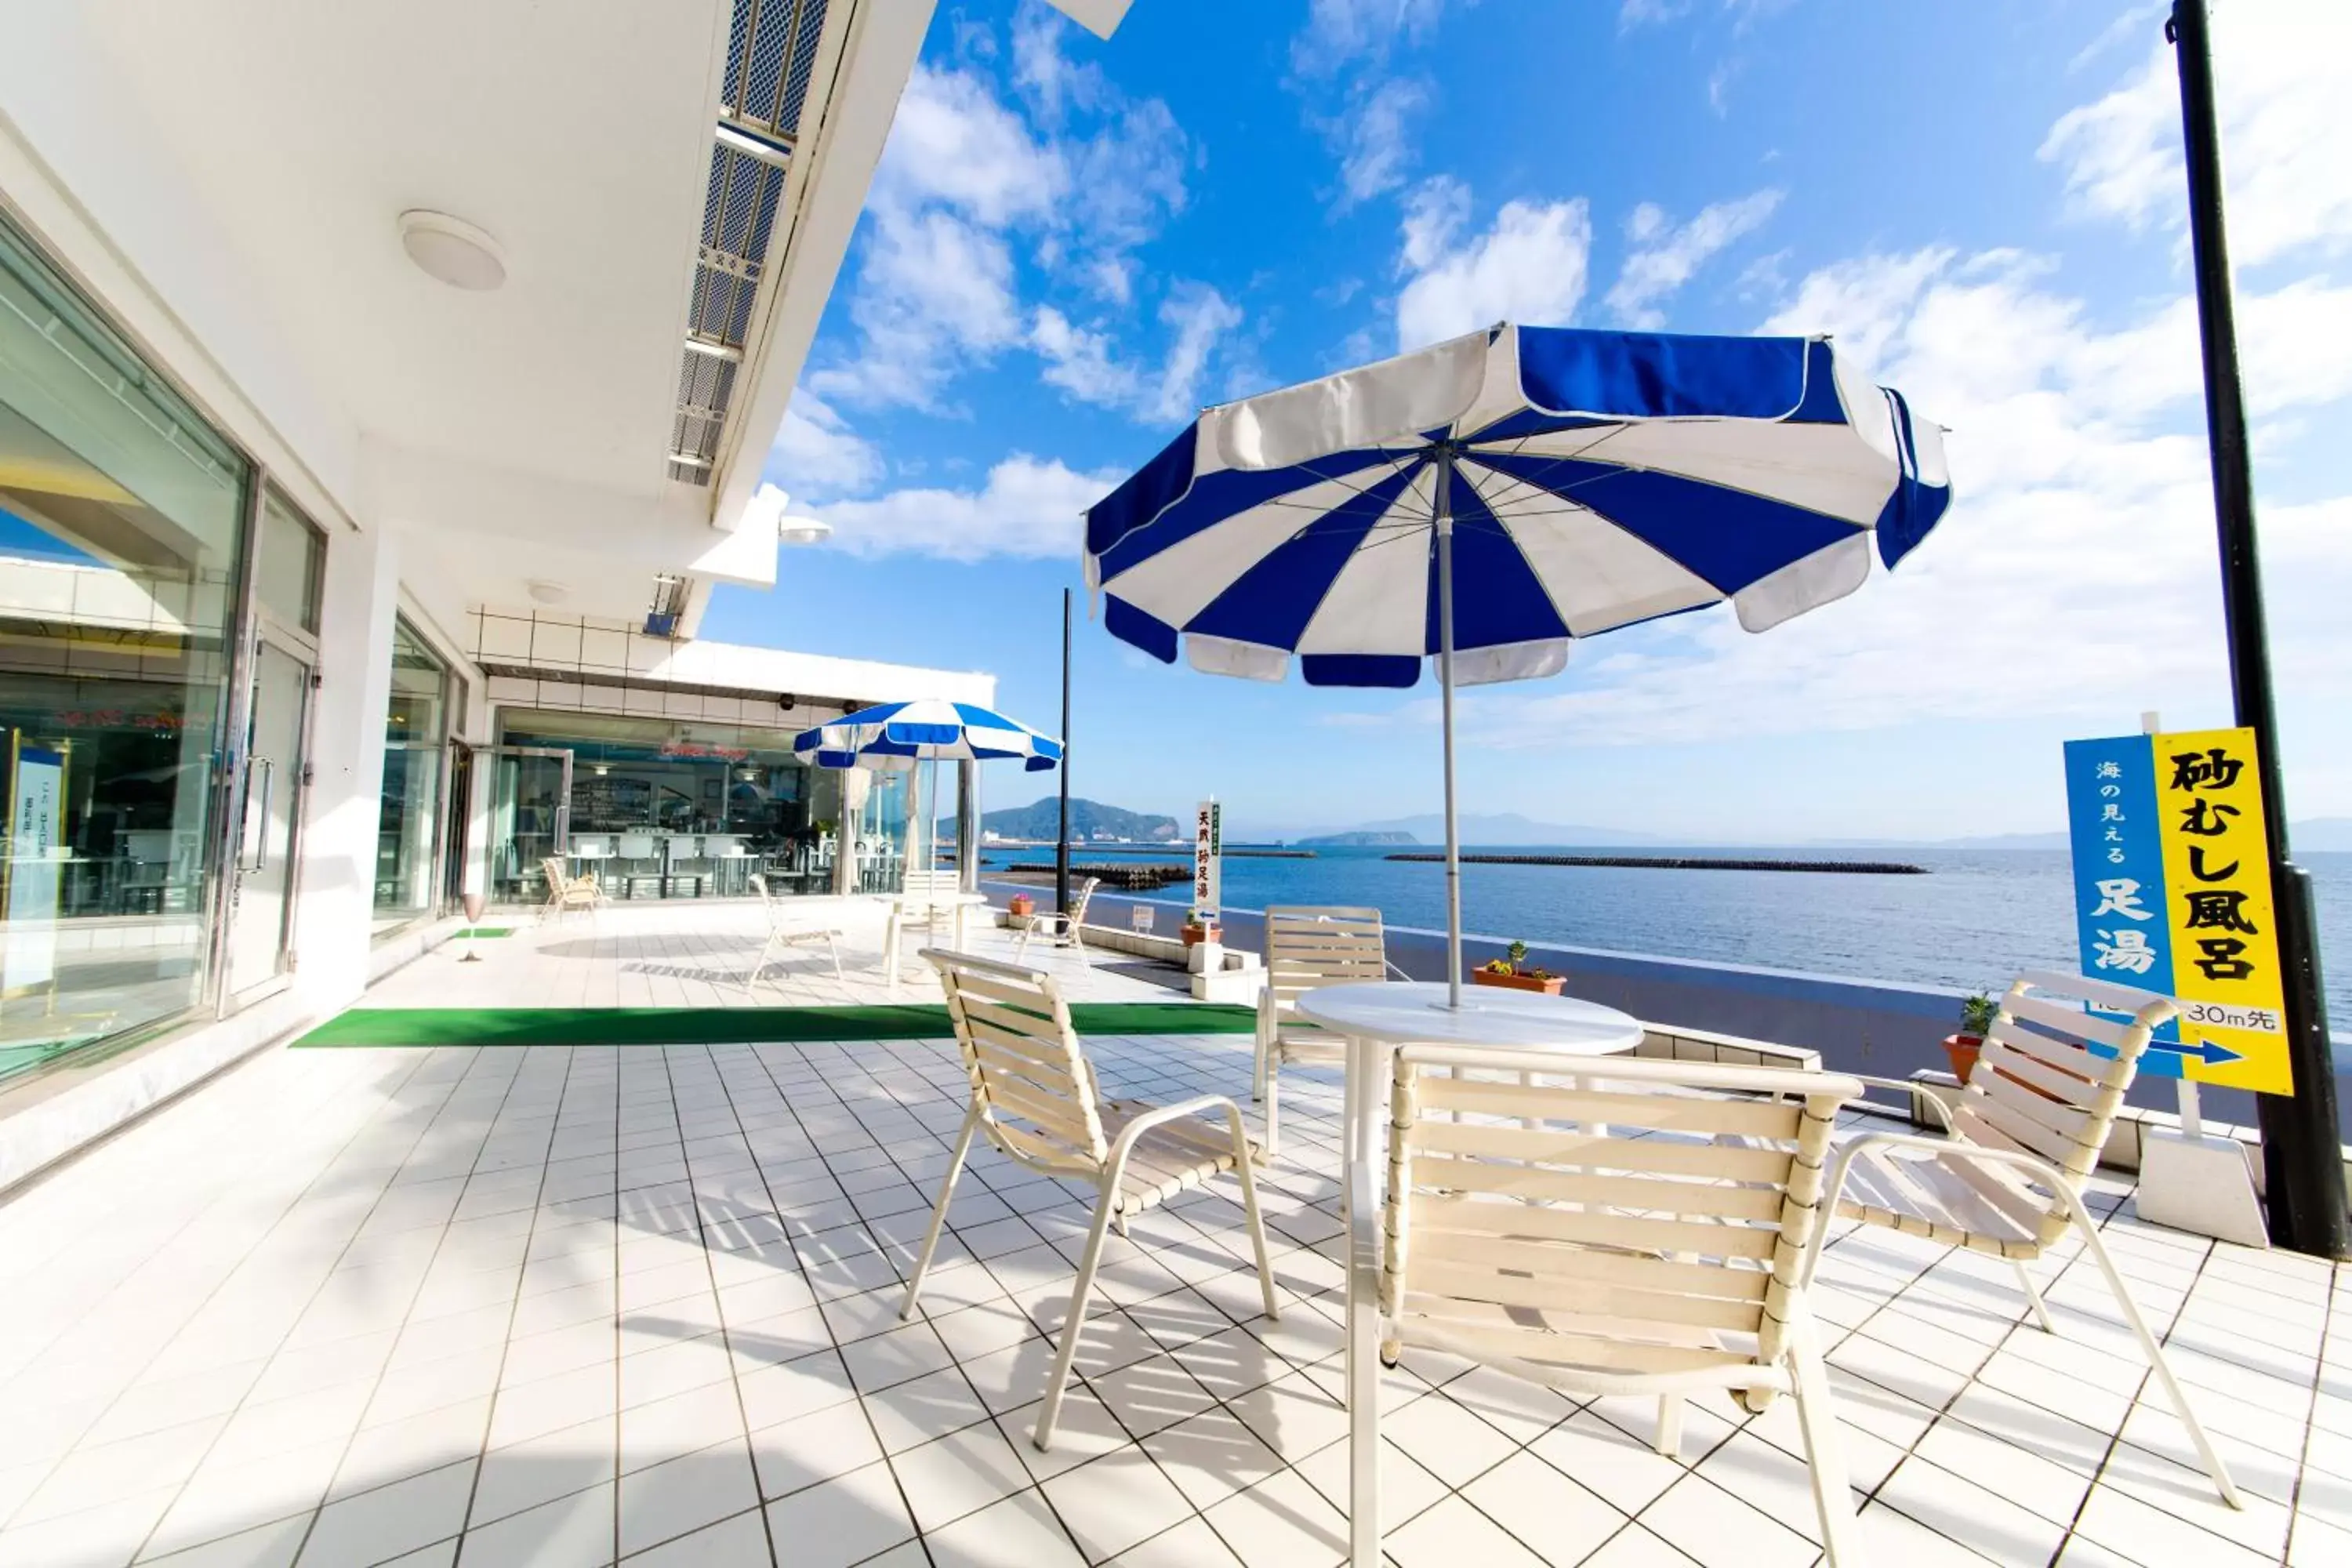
[965,797,1181,843]
[1007,804,2352,854]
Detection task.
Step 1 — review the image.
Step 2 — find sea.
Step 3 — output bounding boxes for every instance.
[974,843,2352,1020]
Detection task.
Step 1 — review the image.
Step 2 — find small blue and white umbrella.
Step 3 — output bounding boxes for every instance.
[1084,323,1952,1005]
[793,699,1063,773]
[794,699,1062,877]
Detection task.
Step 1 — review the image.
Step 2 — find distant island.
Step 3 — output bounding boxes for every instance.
[965,797,1181,844]
[1298,829,1417,847]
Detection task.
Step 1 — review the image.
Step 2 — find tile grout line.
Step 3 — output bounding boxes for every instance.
[273,1044,536,1565]
[111,1045,459,1564]
[443,1040,593,1559]
[670,1038,785,1568]
[2283,1253,2343,1556]
[739,1035,962,1567]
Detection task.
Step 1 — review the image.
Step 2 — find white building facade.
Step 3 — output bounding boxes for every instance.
[0,1,1123,1185]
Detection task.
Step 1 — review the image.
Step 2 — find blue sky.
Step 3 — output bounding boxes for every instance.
[703,0,2352,843]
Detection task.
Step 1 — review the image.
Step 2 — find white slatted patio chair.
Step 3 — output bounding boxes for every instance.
[1823,970,2241,1507]
[902,948,1281,1450]
[1013,876,1100,960]
[1254,906,1404,1156]
[741,873,845,989]
[896,868,963,930]
[539,855,602,921]
[1349,1047,1865,1564]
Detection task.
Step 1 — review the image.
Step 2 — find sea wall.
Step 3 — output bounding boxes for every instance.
[978,877,2352,1141]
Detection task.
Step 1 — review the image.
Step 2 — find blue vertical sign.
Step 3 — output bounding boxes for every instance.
[2061,735,2181,1071]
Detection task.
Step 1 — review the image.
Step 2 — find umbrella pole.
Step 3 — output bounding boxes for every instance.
[1435,446,1464,1009]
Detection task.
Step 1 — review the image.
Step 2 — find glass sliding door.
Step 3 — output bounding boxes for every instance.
[224,636,311,999]
[487,746,572,904]
[221,490,322,1006]
[375,618,450,936]
[442,739,475,911]
[0,209,249,1080]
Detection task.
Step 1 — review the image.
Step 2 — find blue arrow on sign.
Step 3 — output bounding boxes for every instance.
[2136,1038,2245,1077]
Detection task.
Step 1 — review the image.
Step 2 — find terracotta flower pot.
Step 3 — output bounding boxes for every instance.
[1472,969,1566,996]
[1941,1033,1984,1085]
[1181,921,1220,947]
[1007,895,1035,919]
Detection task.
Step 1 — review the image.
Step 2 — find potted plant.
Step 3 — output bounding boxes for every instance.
[1943,992,1998,1083]
[1472,940,1566,996]
[1007,891,1035,920]
[1181,911,1221,946]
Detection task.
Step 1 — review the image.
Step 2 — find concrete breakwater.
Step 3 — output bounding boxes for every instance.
[1004,862,1192,889]
[1384,852,1929,875]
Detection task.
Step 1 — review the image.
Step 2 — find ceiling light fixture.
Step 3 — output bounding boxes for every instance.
[714,121,793,169]
[397,210,507,291]
[526,579,568,605]
[777,514,832,546]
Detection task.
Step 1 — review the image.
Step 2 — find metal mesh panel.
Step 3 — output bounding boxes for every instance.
[743,0,797,132]
[780,0,829,136]
[670,0,827,485]
[724,0,753,115]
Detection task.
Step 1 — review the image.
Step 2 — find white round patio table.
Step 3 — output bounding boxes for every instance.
[1294,979,1644,1207]
[1296,980,1644,1568]
[882,892,990,996]
[1294,979,1642,1051]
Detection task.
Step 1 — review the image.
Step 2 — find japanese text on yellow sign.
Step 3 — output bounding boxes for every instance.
[2152,728,2289,1094]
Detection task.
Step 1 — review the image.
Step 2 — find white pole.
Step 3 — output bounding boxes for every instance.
[2143,708,2203,1140]
[1436,446,1464,1010]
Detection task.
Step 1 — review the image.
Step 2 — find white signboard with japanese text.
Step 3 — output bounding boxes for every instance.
[1192,799,1221,924]
[3,738,66,996]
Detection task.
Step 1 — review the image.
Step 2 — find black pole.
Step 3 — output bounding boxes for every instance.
[2169,0,2347,1258]
[1056,586,1073,916]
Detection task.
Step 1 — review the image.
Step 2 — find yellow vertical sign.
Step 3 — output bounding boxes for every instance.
[2151,727,2292,1094]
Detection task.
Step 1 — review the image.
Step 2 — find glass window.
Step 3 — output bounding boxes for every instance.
[254,489,321,634]
[490,712,880,900]
[0,210,249,1083]
[374,617,450,935]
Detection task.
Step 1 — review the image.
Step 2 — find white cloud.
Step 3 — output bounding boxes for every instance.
[1331,76,1432,209]
[1292,0,1452,77]
[1395,181,1592,350]
[1604,187,1783,328]
[873,64,1065,227]
[2040,2,2352,267]
[1031,307,1134,409]
[1446,245,2352,764]
[808,28,1189,412]
[807,204,1024,410]
[1399,176,1471,272]
[1032,282,1245,423]
[1755,245,1953,375]
[1617,0,1692,27]
[764,390,880,499]
[812,454,1120,562]
[1011,1,1106,127]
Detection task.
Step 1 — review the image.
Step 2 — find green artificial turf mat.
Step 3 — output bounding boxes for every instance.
[452,927,517,938]
[293,1003,1258,1049]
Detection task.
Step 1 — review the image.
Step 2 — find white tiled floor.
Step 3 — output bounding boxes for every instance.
[0,916,2343,1566]
[369,897,1183,1012]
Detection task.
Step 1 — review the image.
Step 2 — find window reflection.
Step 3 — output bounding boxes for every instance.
[0,212,247,1080]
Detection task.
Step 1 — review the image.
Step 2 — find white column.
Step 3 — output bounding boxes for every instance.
[293,522,399,1007]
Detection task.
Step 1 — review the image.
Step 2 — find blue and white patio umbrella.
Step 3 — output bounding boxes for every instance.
[793,699,1062,877]
[1083,323,1953,1005]
[792,699,1063,774]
